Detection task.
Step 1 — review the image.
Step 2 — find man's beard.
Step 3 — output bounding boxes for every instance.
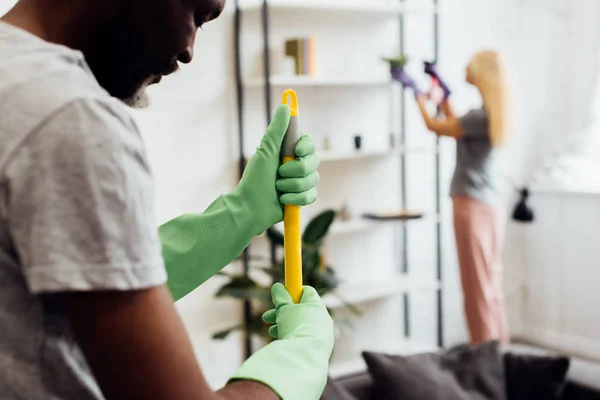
[121,85,150,109]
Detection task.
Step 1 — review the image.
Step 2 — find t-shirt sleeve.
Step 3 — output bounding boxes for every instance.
[5,98,167,294]
[459,109,489,140]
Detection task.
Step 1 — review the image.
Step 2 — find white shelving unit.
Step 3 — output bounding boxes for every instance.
[234,0,443,372]
[263,213,437,238]
[238,0,438,15]
[323,275,441,309]
[330,214,438,235]
[244,75,392,88]
[265,218,378,237]
[320,145,437,162]
[320,148,400,162]
[329,218,379,235]
[242,145,436,165]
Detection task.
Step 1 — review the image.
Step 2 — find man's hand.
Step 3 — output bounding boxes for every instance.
[59,286,278,400]
[416,95,464,139]
[230,283,334,400]
[160,105,321,302]
[234,104,320,232]
[261,283,333,342]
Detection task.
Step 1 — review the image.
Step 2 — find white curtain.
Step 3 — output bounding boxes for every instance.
[532,2,600,191]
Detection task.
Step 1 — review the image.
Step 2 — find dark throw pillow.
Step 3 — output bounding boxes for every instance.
[363,341,506,400]
[321,376,359,400]
[504,352,570,400]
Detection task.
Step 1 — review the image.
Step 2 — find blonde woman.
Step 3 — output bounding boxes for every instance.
[416,50,513,344]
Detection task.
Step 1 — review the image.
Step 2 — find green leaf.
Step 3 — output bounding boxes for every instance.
[214,275,257,292]
[314,266,340,292]
[337,317,357,333]
[302,248,321,279]
[214,276,272,307]
[260,263,285,283]
[331,292,363,316]
[212,324,244,340]
[382,54,409,67]
[302,210,336,245]
[234,252,270,263]
[326,307,335,319]
[266,227,285,246]
[248,310,273,343]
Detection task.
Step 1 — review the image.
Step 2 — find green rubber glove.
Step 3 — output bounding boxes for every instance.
[230,283,334,400]
[159,105,320,301]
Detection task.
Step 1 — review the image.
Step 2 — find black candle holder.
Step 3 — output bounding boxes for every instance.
[354,135,362,150]
[512,188,534,223]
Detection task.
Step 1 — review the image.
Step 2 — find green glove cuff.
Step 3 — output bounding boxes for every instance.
[229,337,331,400]
[159,188,259,301]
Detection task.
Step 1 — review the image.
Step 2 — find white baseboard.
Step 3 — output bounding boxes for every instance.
[515,324,600,362]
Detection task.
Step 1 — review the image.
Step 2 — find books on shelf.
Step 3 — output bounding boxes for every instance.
[284,37,317,76]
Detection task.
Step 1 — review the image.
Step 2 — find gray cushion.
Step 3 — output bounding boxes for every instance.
[363,341,506,400]
[504,352,570,399]
[330,373,374,400]
[321,376,359,400]
[506,343,600,395]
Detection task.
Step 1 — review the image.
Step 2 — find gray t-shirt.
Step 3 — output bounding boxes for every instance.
[450,108,499,205]
[0,22,167,399]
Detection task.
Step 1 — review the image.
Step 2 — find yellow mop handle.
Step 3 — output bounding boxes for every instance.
[281,89,303,304]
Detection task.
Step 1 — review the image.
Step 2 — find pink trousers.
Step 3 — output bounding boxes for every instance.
[452,196,509,344]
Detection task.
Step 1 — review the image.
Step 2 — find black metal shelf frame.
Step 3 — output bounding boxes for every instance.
[233,0,444,359]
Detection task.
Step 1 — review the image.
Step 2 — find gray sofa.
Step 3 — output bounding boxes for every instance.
[323,343,600,400]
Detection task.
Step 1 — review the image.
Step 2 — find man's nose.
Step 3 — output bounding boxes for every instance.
[178,46,194,64]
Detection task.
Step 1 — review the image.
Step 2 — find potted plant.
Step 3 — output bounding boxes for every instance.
[212,209,361,343]
[382,54,409,68]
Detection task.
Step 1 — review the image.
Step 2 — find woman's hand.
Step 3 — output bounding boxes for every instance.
[440,98,457,119]
[416,94,428,106]
[415,94,464,139]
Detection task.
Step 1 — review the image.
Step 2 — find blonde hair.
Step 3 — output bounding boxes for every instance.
[468,50,515,148]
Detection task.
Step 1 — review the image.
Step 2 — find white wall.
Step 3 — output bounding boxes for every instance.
[503,1,600,355]
[507,192,600,361]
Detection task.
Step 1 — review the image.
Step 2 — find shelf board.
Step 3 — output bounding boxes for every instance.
[319,145,436,162]
[329,218,378,235]
[323,275,440,309]
[260,213,437,242]
[244,75,391,88]
[329,339,437,378]
[243,146,435,164]
[263,219,386,238]
[238,0,437,15]
[329,217,424,235]
[331,213,438,234]
[320,148,399,162]
[403,144,439,154]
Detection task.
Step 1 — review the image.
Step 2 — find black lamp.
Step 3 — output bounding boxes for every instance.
[512,188,534,223]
